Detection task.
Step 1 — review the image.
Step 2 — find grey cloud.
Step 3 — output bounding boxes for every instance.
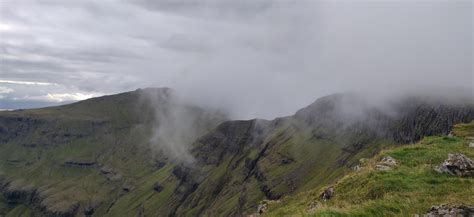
[1,58,70,73]
[127,0,273,21]
[160,34,214,53]
[0,99,68,110]
[0,0,471,119]
[0,72,66,84]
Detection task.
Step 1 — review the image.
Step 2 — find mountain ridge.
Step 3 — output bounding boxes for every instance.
[0,88,473,216]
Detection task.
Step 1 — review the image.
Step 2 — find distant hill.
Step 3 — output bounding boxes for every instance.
[0,89,472,216]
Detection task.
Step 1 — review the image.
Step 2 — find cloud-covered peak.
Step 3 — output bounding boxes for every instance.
[0,0,471,118]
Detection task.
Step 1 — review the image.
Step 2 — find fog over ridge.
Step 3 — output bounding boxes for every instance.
[0,0,472,119]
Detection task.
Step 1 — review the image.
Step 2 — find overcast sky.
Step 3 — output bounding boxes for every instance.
[0,0,472,118]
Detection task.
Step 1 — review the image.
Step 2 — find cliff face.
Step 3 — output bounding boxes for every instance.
[386,101,474,143]
[0,90,473,216]
[294,94,474,142]
[170,94,474,216]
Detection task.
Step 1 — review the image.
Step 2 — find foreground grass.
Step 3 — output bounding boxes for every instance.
[266,121,474,216]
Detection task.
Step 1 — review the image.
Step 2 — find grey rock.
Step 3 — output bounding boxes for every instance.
[257,201,268,215]
[320,187,335,201]
[423,204,474,217]
[100,166,122,181]
[352,164,362,171]
[435,153,474,177]
[153,182,164,192]
[376,156,398,171]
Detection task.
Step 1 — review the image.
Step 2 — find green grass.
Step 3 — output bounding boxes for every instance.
[453,122,474,138]
[0,92,173,216]
[0,89,231,216]
[266,121,474,216]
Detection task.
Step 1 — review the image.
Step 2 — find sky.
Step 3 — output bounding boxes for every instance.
[0,0,472,118]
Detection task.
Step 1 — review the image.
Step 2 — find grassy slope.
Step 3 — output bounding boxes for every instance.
[0,91,160,216]
[266,121,474,216]
[0,89,224,216]
[176,119,392,216]
[0,111,379,217]
[0,91,472,216]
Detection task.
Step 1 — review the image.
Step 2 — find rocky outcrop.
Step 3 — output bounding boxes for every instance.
[387,101,474,144]
[435,153,474,177]
[100,166,122,181]
[257,200,268,215]
[253,199,280,216]
[183,94,473,216]
[171,166,199,205]
[0,115,104,148]
[63,160,96,168]
[375,156,398,171]
[320,187,335,201]
[153,182,164,192]
[0,179,80,217]
[0,116,47,143]
[192,119,271,165]
[295,93,474,144]
[421,204,474,217]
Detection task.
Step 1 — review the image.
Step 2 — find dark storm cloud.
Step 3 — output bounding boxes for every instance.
[0,0,472,118]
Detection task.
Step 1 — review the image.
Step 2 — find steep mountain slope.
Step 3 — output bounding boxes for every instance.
[170,94,474,216]
[0,88,227,216]
[0,90,472,216]
[265,121,474,216]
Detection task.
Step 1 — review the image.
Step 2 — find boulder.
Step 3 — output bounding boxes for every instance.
[353,158,368,171]
[352,164,362,171]
[254,199,280,215]
[422,204,474,217]
[84,207,95,216]
[375,156,398,171]
[122,183,134,193]
[99,166,122,181]
[257,200,268,215]
[320,187,334,201]
[435,153,474,177]
[153,182,164,192]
